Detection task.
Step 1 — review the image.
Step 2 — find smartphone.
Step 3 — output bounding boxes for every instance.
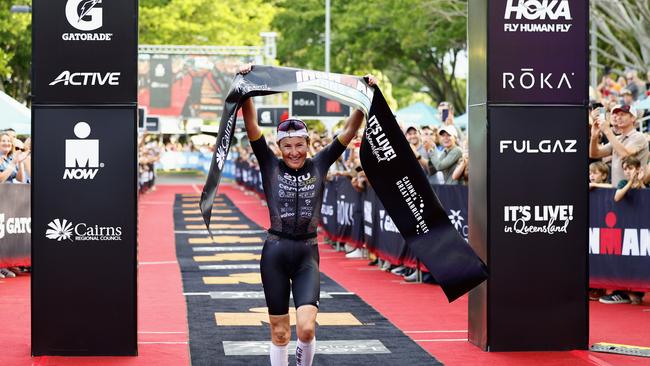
[599,107,606,122]
[441,109,449,122]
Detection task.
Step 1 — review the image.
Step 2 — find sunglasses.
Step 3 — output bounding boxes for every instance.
[277,119,307,132]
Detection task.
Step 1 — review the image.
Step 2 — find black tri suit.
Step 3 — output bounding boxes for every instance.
[250,134,346,315]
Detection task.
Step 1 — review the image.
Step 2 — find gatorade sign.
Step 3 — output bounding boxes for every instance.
[32,0,137,104]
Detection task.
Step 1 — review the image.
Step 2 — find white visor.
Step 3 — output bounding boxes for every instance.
[277,129,309,142]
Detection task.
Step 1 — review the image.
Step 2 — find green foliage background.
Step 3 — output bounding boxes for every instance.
[2,0,469,112]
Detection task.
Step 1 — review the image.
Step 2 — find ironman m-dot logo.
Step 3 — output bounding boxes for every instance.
[64,122,104,180]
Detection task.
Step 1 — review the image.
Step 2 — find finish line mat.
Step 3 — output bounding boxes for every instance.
[174,193,441,365]
[590,342,650,358]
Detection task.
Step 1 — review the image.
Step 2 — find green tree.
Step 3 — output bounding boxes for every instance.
[0,0,32,104]
[272,0,467,112]
[591,0,650,75]
[139,0,279,45]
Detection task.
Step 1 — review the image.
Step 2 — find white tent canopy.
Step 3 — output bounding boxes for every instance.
[0,90,30,135]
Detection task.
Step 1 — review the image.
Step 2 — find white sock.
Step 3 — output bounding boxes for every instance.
[295,337,316,366]
[269,342,288,366]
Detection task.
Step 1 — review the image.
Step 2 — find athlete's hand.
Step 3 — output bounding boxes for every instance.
[239,64,253,75]
[364,74,378,87]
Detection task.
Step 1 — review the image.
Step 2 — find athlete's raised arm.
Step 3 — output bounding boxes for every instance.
[336,74,377,146]
[238,64,262,141]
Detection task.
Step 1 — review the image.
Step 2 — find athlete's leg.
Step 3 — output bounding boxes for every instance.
[292,243,320,366]
[295,304,317,342]
[268,314,290,366]
[295,305,317,366]
[261,239,291,366]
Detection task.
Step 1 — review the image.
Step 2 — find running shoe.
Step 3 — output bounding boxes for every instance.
[0,268,16,278]
[380,260,392,271]
[599,293,631,304]
[401,268,415,277]
[345,248,364,258]
[390,266,406,275]
[404,271,419,282]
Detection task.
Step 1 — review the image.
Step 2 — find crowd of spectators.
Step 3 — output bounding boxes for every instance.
[0,128,31,279]
[138,133,161,194]
[589,69,650,305]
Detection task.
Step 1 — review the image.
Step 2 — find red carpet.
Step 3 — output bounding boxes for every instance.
[0,185,194,366]
[224,183,650,366]
[1,183,648,365]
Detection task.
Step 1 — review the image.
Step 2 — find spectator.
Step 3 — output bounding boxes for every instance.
[22,137,31,183]
[404,126,429,173]
[614,156,645,202]
[625,70,646,100]
[451,139,469,185]
[589,104,648,187]
[429,126,463,184]
[438,101,463,142]
[589,161,612,189]
[309,138,322,157]
[620,88,634,107]
[0,132,28,184]
[421,126,444,184]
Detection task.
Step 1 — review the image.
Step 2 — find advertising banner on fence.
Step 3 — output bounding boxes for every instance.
[0,184,30,267]
[201,65,487,301]
[235,162,642,291]
[590,189,650,291]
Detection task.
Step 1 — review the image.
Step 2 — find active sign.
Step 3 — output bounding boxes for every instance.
[32,0,137,104]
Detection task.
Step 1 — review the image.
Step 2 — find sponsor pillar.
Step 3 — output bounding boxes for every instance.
[31,0,138,356]
[467,0,588,351]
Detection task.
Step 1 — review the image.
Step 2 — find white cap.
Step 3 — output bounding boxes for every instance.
[438,125,458,138]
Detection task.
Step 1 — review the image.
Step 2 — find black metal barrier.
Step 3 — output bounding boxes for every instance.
[0,184,31,267]
[235,161,650,291]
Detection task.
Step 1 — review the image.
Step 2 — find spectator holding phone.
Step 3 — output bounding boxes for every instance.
[438,102,463,142]
[590,104,648,187]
